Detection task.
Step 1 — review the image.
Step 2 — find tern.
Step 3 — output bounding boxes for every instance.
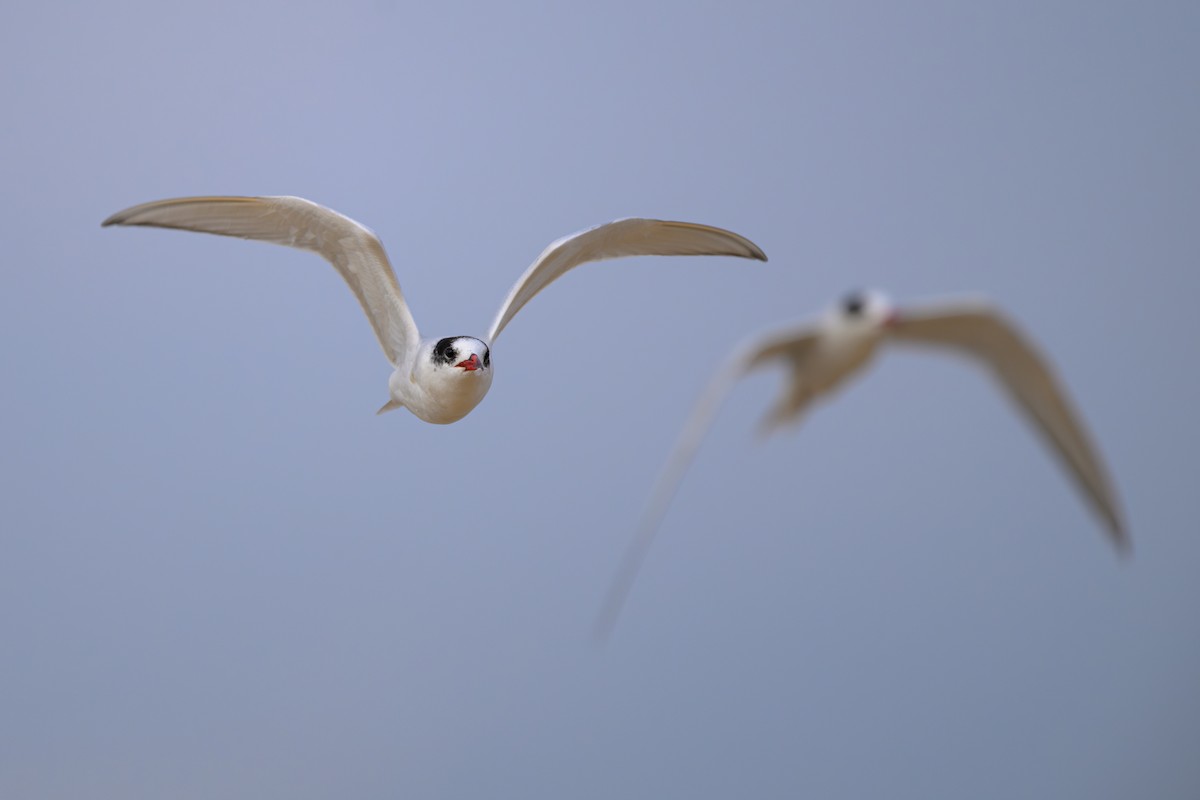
[597,290,1128,637]
[103,196,766,423]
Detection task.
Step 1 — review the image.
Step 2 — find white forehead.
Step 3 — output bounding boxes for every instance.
[453,336,488,353]
[430,336,488,352]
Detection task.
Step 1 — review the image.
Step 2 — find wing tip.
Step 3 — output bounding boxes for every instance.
[101,196,272,229]
[725,232,766,262]
[655,219,767,262]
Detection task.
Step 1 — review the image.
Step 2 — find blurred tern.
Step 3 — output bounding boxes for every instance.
[103,196,766,423]
[597,290,1128,637]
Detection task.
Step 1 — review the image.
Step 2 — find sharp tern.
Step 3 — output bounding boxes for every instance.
[103,196,766,423]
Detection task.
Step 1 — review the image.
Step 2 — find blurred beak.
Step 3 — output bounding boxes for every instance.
[456,354,482,371]
[883,310,900,327]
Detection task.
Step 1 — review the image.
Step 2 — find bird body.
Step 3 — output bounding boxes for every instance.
[380,336,494,423]
[754,305,885,434]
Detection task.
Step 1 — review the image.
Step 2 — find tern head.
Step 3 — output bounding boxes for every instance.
[430,336,492,375]
[838,289,896,329]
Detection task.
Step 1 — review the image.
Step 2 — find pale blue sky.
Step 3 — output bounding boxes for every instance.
[2,1,1197,798]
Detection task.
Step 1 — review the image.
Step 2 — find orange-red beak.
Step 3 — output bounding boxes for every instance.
[456,354,482,371]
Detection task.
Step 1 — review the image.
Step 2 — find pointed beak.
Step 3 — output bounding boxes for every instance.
[456,354,482,371]
[883,310,901,328]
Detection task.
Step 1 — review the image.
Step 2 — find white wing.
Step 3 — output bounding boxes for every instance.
[486,218,766,343]
[103,196,421,366]
[595,324,821,639]
[887,300,1128,551]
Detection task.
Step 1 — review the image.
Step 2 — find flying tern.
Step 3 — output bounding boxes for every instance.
[103,196,766,423]
[597,290,1128,637]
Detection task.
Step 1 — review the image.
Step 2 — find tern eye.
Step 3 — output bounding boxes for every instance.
[843,293,865,316]
[433,337,460,365]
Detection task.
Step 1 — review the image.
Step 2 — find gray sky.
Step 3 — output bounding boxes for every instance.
[2,1,1197,797]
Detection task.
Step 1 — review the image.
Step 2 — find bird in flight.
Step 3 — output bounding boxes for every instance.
[103,196,766,423]
[597,290,1128,638]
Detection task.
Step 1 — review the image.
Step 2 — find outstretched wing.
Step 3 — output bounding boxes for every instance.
[595,324,821,640]
[888,300,1128,551]
[486,218,766,343]
[103,196,420,366]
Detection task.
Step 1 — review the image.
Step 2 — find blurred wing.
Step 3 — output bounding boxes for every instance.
[103,196,420,366]
[595,324,821,639]
[888,300,1128,551]
[486,218,766,343]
